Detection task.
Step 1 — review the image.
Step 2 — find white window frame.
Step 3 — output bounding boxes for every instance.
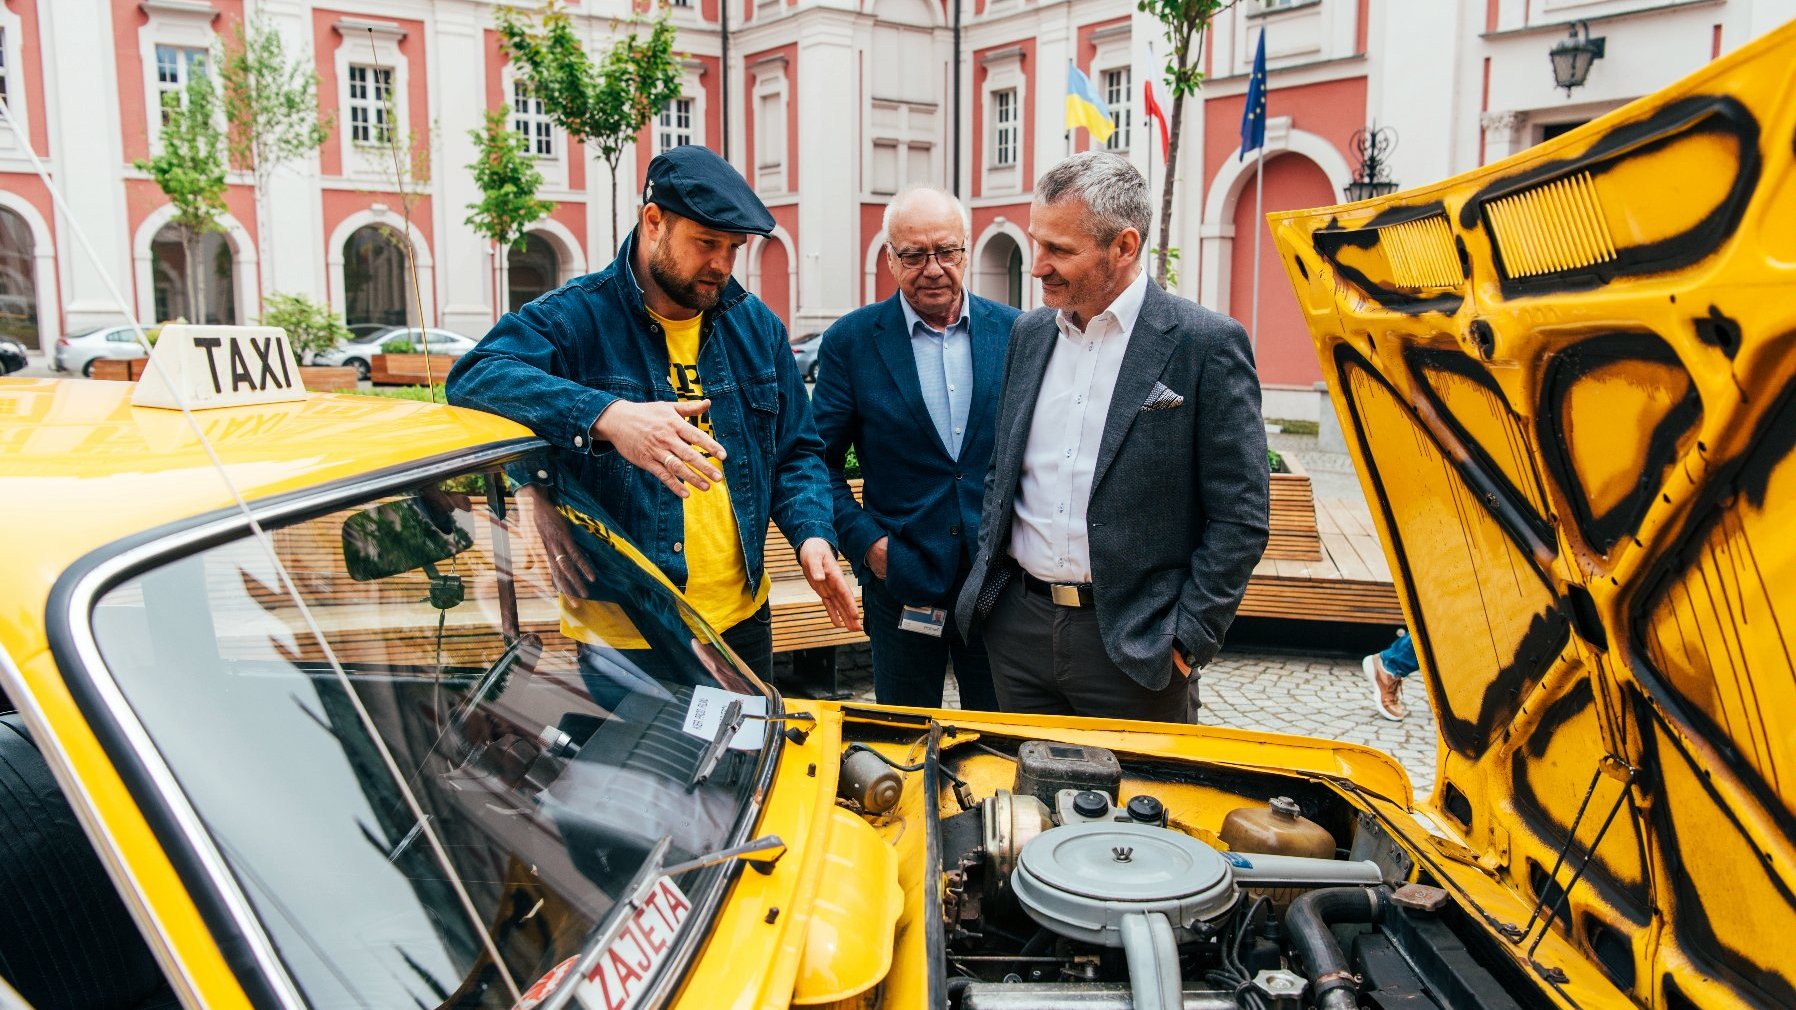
[137,0,218,151]
[346,63,393,145]
[751,56,788,194]
[658,97,694,152]
[511,79,555,158]
[332,18,408,181]
[1102,66,1131,153]
[993,89,1018,167]
[980,47,1025,195]
[0,7,26,158]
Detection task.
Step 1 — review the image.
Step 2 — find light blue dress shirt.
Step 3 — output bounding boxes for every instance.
[899,293,974,459]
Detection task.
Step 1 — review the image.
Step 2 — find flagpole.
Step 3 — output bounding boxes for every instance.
[1250,150,1263,352]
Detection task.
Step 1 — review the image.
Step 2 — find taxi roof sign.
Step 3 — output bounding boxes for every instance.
[131,324,309,411]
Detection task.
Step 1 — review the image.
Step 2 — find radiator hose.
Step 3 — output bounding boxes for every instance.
[1285,885,1393,1010]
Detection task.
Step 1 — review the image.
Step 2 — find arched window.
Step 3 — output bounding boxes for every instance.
[508,236,560,312]
[0,207,37,343]
[343,225,413,327]
[150,223,236,324]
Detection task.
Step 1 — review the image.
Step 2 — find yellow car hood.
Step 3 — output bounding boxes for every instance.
[1271,20,1796,1008]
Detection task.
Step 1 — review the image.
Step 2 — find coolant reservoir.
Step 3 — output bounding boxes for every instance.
[1219,796,1335,859]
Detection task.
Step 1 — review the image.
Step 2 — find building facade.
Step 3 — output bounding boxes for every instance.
[0,0,1791,401]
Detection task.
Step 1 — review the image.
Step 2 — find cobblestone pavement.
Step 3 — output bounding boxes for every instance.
[816,641,1439,800]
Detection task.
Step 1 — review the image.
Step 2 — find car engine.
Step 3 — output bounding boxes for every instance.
[904,738,1540,1010]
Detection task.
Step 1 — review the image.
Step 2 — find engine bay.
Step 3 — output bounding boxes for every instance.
[840,729,1552,1010]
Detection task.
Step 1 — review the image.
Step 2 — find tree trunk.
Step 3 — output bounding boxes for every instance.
[183,226,202,324]
[1155,90,1184,290]
[607,156,621,256]
[254,164,273,315]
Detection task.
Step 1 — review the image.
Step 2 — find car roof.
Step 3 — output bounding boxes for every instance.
[0,377,534,663]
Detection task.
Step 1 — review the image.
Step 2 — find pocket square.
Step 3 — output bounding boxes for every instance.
[1142,382,1185,411]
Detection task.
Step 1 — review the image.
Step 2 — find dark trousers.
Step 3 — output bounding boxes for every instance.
[577,604,773,711]
[982,578,1195,723]
[863,576,998,711]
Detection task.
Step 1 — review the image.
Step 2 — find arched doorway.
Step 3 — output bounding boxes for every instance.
[508,236,560,312]
[342,225,413,327]
[758,237,790,327]
[149,223,237,324]
[0,208,37,343]
[1228,153,1337,387]
[975,231,1024,309]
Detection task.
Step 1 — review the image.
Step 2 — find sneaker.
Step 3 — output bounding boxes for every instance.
[1363,653,1406,721]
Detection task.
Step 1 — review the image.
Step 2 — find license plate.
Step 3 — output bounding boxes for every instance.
[568,876,693,1010]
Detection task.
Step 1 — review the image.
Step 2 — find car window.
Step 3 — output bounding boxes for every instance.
[85,454,772,1009]
[106,329,136,343]
[425,332,456,346]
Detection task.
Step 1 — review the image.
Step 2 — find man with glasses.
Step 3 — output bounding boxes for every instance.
[812,186,1021,708]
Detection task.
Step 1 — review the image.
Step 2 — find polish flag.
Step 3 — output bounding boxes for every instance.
[1143,77,1173,159]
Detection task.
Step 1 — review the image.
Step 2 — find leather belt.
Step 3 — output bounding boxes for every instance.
[1021,572,1094,608]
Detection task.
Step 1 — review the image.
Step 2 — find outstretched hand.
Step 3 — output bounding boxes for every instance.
[799,538,862,632]
[593,399,727,497]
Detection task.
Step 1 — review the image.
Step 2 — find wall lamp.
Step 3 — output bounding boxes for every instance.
[1550,21,1606,95]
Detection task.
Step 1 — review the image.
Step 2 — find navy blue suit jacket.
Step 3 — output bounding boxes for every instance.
[812,292,1021,608]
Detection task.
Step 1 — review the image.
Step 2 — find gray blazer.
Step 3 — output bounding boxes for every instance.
[954,280,1270,690]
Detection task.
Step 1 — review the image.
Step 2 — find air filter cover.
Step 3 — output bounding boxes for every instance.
[1011,822,1238,946]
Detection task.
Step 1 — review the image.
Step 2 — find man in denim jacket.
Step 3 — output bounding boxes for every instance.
[448,145,858,679]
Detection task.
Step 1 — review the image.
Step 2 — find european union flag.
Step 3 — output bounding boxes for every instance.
[1239,29,1267,161]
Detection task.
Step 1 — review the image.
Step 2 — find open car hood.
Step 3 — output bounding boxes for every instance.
[1270,21,1796,1007]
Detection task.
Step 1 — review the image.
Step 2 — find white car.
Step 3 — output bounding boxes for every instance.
[52,324,147,377]
[312,326,478,379]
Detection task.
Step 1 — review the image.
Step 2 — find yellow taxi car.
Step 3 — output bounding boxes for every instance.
[2,21,1792,1010]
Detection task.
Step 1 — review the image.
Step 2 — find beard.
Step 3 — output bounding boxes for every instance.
[649,237,727,312]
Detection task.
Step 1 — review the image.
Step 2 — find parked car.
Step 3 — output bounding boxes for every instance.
[2,25,1793,1009]
[312,326,478,379]
[51,323,146,376]
[0,337,26,375]
[789,331,822,383]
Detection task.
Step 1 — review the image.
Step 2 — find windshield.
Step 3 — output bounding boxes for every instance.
[85,454,774,1008]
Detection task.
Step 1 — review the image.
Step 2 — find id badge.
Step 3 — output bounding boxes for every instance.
[899,605,948,638]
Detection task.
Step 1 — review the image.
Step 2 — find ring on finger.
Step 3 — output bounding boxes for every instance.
[663,451,681,472]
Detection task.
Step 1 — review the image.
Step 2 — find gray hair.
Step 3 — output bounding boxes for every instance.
[882,185,971,242]
[1034,152,1152,244]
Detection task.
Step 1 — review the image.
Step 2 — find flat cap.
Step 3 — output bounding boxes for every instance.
[643,144,775,236]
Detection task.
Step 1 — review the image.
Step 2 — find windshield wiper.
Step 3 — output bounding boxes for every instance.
[536,833,787,1010]
[687,699,745,790]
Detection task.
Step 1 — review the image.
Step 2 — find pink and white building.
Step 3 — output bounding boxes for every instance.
[1,0,1790,406]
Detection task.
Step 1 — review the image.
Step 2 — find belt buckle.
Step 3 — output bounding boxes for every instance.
[1050,583,1085,608]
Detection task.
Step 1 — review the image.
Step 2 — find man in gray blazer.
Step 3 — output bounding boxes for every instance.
[954,152,1269,721]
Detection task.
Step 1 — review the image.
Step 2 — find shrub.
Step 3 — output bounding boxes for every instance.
[344,384,446,403]
[259,294,351,360]
[1269,448,1286,473]
[380,335,417,355]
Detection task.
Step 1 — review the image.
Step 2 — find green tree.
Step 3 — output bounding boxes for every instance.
[259,292,351,361]
[134,73,229,323]
[218,15,332,303]
[466,110,556,321]
[1138,0,1229,288]
[497,4,684,253]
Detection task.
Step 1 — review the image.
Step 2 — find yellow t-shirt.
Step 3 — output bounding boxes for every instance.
[655,307,768,631]
[559,309,767,650]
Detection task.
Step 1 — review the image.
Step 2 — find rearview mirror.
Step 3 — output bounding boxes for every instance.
[342,496,473,582]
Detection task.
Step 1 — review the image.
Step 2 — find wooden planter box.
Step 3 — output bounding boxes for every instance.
[89,358,149,381]
[369,353,461,386]
[299,366,360,392]
[1266,453,1323,561]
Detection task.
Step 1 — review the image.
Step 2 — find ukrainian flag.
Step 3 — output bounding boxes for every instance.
[1066,63,1116,145]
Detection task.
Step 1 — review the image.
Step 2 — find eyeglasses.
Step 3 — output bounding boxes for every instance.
[890,245,967,270]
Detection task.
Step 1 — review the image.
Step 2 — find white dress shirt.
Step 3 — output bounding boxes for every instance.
[1010,268,1151,583]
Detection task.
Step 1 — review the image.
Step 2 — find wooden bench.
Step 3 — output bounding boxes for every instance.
[89,358,148,381]
[1239,496,1402,625]
[765,479,867,654]
[1265,456,1324,561]
[299,366,360,392]
[369,353,461,386]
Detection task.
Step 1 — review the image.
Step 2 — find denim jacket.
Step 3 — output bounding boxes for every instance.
[446,229,837,593]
